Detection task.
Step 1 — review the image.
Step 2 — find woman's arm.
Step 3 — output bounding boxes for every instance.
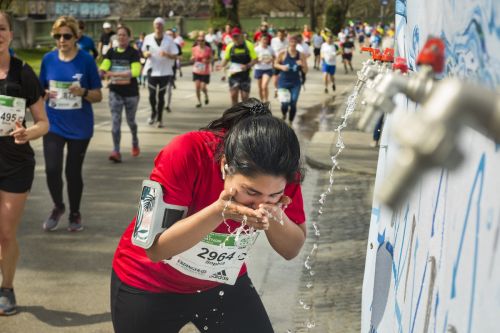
[146,189,265,262]
[10,97,49,144]
[258,202,307,260]
[69,86,102,103]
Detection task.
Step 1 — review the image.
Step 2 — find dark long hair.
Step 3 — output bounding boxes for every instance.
[202,98,303,183]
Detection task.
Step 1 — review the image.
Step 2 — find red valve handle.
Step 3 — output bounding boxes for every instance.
[381,48,395,63]
[416,37,445,73]
[392,57,409,73]
[372,49,383,61]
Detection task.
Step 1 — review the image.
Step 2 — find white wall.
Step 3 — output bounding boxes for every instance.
[361,1,500,332]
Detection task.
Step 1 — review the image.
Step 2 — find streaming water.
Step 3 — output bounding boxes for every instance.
[298,80,362,330]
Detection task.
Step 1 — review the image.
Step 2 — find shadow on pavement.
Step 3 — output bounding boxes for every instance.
[20,306,110,327]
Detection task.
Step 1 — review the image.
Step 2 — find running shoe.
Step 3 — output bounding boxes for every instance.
[196,103,202,108]
[131,146,140,157]
[148,118,155,125]
[0,288,16,316]
[68,212,84,232]
[332,83,336,91]
[109,151,122,163]
[157,121,164,128]
[43,205,65,231]
[166,106,172,113]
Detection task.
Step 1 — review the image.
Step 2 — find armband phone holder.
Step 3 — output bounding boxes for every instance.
[132,180,188,249]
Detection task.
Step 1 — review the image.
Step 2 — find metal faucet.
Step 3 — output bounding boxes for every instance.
[377,78,500,208]
[357,38,445,132]
[355,47,395,91]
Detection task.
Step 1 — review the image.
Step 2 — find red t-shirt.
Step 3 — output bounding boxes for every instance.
[221,33,233,50]
[112,131,306,293]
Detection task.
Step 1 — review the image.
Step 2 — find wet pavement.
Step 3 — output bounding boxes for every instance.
[1,50,376,333]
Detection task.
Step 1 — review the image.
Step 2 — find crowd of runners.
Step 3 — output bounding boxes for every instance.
[0,10,393,331]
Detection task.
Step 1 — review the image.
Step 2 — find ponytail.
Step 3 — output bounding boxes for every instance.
[201,98,271,134]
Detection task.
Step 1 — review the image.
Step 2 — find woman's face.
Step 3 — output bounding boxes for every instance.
[54,26,76,52]
[0,14,13,54]
[224,172,287,209]
[116,28,129,48]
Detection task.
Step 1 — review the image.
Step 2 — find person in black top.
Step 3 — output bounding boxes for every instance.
[0,11,49,316]
[98,21,116,59]
[99,25,142,163]
[341,37,355,73]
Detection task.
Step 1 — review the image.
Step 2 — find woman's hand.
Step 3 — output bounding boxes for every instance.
[10,121,29,144]
[215,189,269,230]
[256,196,292,226]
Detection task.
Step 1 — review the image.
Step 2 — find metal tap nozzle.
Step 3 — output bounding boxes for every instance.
[377,78,500,208]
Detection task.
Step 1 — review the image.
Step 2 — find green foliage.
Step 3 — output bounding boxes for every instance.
[325,3,345,35]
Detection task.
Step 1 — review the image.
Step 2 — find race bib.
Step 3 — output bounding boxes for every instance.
[194,61,207,73]
[48,80,82,110]
[110,64,131,85]
[344,47,353,54]
[0,95,26,136]
[228,63,244,74]
[278,89,291,103]
[164,231,260,285]
[259,51,272,63]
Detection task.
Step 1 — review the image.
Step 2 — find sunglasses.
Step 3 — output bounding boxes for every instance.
[53,33,74,40]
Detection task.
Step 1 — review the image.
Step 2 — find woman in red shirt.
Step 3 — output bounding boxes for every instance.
[111,98,306,333]
[191,31,212,108]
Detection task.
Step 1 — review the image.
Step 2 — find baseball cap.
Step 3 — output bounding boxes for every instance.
[103,22,111,29]
[153,17,165,26]
[231,27,242,36]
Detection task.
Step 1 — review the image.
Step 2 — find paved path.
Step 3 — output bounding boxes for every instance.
[1,50,375,333]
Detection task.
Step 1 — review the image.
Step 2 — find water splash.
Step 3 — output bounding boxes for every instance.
[298,81,362,331]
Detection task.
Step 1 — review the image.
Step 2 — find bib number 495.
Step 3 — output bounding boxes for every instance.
[197,248,236,262]
[0,113,17,122]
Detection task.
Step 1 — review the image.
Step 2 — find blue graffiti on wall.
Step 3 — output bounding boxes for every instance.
[450,154,485,333]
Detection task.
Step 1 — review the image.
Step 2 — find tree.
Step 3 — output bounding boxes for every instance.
[210,0,240,29]
[0,0,13,10]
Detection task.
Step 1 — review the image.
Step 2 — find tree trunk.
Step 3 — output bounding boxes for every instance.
[210,0,241,28]
[309,0,317,31]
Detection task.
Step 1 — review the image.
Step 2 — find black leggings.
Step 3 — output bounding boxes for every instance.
[43,132,90,214]
[148,75,172,122]
[110,270,274,333]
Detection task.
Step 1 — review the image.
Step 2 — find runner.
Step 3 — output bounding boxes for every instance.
[135,32,147,87]
[274,34,308,126]
[39,15,102,232]
[341,37,355,73]
[219,27,257,105]
[191,31,212,108]
[98,21,115,59]
[165,29,180,108]
[0,11,49,316]
[172,28,184,78]
[142,17,178,128]
[253,21,269,42]
[270,29,288,98]
[301,24,312,45]
[111,98,306,333]
[76,20,97,59]
[99,25,141,163]
[205,27,218,70]
[220,25,233,81]
[320,34,339,93]
[296,35,311,90]
[312,29,324,70]
[254,34,275,103]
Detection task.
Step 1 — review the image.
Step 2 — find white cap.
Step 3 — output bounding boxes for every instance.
[103,22,111,29]
[153,17,165,26]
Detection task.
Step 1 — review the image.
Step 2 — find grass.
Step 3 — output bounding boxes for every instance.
[14,39,195,76]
